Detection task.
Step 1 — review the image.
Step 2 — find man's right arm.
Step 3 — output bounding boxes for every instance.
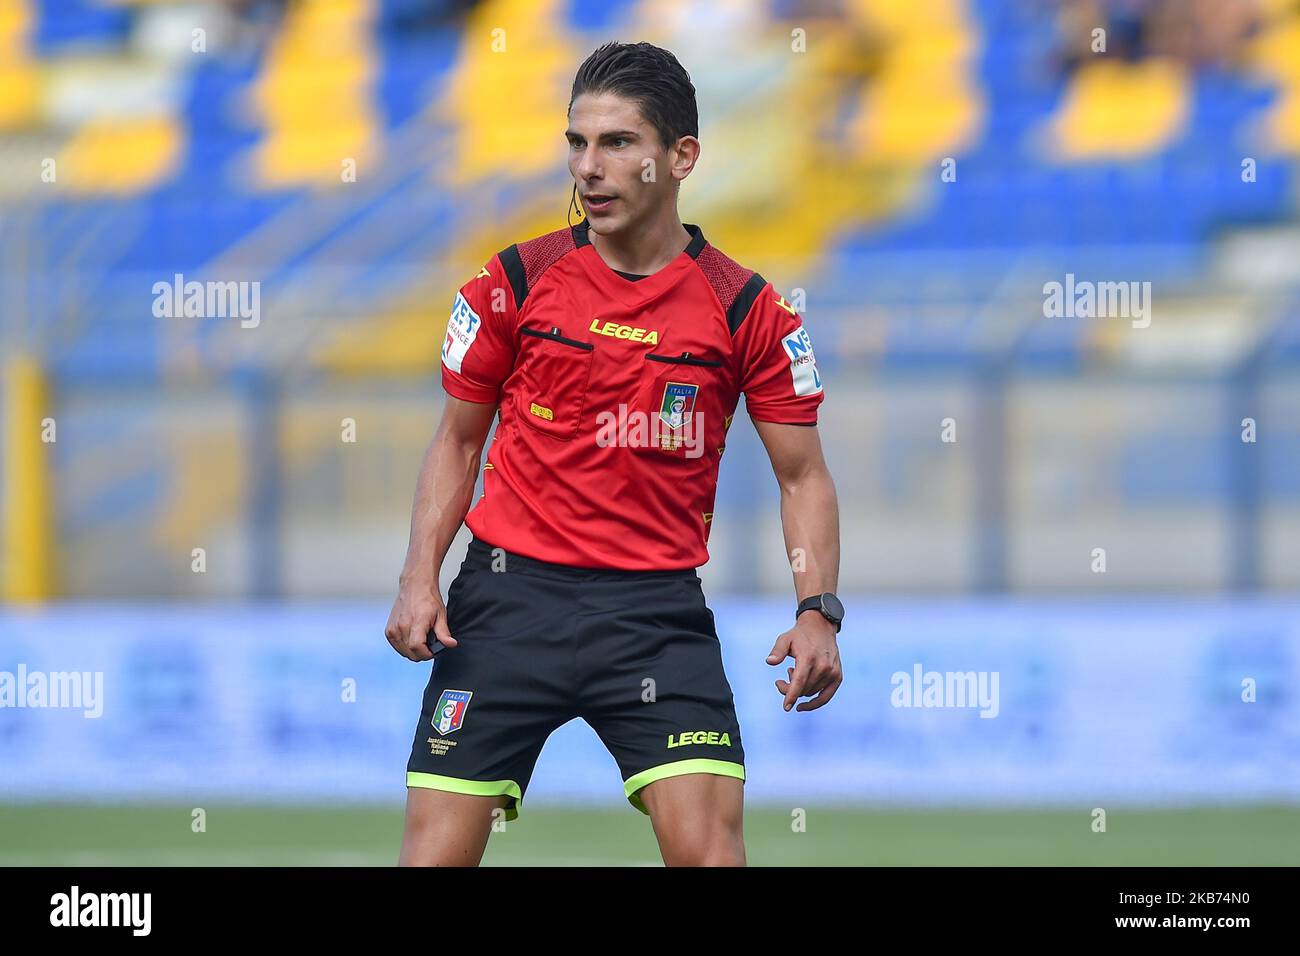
[384,396,498,661]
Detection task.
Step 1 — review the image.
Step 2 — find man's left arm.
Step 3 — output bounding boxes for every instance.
[753,419,843,712]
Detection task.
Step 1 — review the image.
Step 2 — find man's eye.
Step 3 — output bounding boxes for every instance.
[611,138,628,148]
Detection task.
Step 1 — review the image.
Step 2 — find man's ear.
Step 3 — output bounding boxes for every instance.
[671,136,700,181]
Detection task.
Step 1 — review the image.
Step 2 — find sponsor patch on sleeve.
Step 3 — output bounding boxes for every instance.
[442,291,482,374]
[780,325,823,397]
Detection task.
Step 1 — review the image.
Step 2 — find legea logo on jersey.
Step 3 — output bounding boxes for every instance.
[589,319,660,345]
[432,689,473,735]
[781,326,822,396]
[442,292,482,374]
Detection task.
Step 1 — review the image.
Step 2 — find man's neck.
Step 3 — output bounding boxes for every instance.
[587,213,692,276]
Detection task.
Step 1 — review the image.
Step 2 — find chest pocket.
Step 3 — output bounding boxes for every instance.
[635,351,728,461]
[515,326,595,441]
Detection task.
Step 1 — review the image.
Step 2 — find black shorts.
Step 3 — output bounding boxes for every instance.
[406,536,745,820]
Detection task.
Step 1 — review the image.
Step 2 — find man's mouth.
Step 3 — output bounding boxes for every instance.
[585,194,617,212]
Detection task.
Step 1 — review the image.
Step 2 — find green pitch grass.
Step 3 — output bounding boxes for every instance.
[0,804,1295,866]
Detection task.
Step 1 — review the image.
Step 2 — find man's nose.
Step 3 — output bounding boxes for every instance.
[576,148,601,181]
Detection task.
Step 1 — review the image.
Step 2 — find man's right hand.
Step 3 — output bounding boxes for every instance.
[385,577,458,662]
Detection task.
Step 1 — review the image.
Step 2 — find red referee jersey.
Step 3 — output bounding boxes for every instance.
[440,219,825,570]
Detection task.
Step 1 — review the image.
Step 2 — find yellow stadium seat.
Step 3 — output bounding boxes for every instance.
[1043,59,1190,161]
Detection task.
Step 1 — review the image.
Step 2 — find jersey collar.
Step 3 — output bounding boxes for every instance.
[571,219,708,261]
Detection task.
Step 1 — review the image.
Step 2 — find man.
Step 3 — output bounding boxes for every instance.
[386,41,843,867]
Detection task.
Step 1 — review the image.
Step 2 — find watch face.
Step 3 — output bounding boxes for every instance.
[822,593,845,622]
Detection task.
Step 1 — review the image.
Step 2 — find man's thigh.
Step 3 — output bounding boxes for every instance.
[399,787,511,866]
[638,772,746,867]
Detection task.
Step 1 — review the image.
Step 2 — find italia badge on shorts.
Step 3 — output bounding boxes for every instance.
[432,689,473,735]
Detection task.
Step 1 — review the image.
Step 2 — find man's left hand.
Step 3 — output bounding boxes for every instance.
[766,614,843,712]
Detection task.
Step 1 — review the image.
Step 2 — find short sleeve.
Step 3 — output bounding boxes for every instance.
[735,284,825,424]
[440,253,518,404]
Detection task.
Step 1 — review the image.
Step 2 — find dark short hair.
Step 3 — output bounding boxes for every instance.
[569,41,698,149]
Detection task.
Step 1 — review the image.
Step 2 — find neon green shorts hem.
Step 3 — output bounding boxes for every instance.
[623,758,746,815]
[406,771,523,821]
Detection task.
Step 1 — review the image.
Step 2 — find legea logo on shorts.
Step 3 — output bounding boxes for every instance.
[432,689,473,735]
[666,730,731,748]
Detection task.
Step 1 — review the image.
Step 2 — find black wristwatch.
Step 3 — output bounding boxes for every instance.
[796,592,844,633]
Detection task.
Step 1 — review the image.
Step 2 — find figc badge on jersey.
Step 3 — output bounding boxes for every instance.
[659,382,698,429]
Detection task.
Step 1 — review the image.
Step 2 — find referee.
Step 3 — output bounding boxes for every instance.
[385,41,843,867]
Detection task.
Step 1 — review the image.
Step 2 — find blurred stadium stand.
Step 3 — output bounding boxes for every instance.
[2,0,1299,599]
